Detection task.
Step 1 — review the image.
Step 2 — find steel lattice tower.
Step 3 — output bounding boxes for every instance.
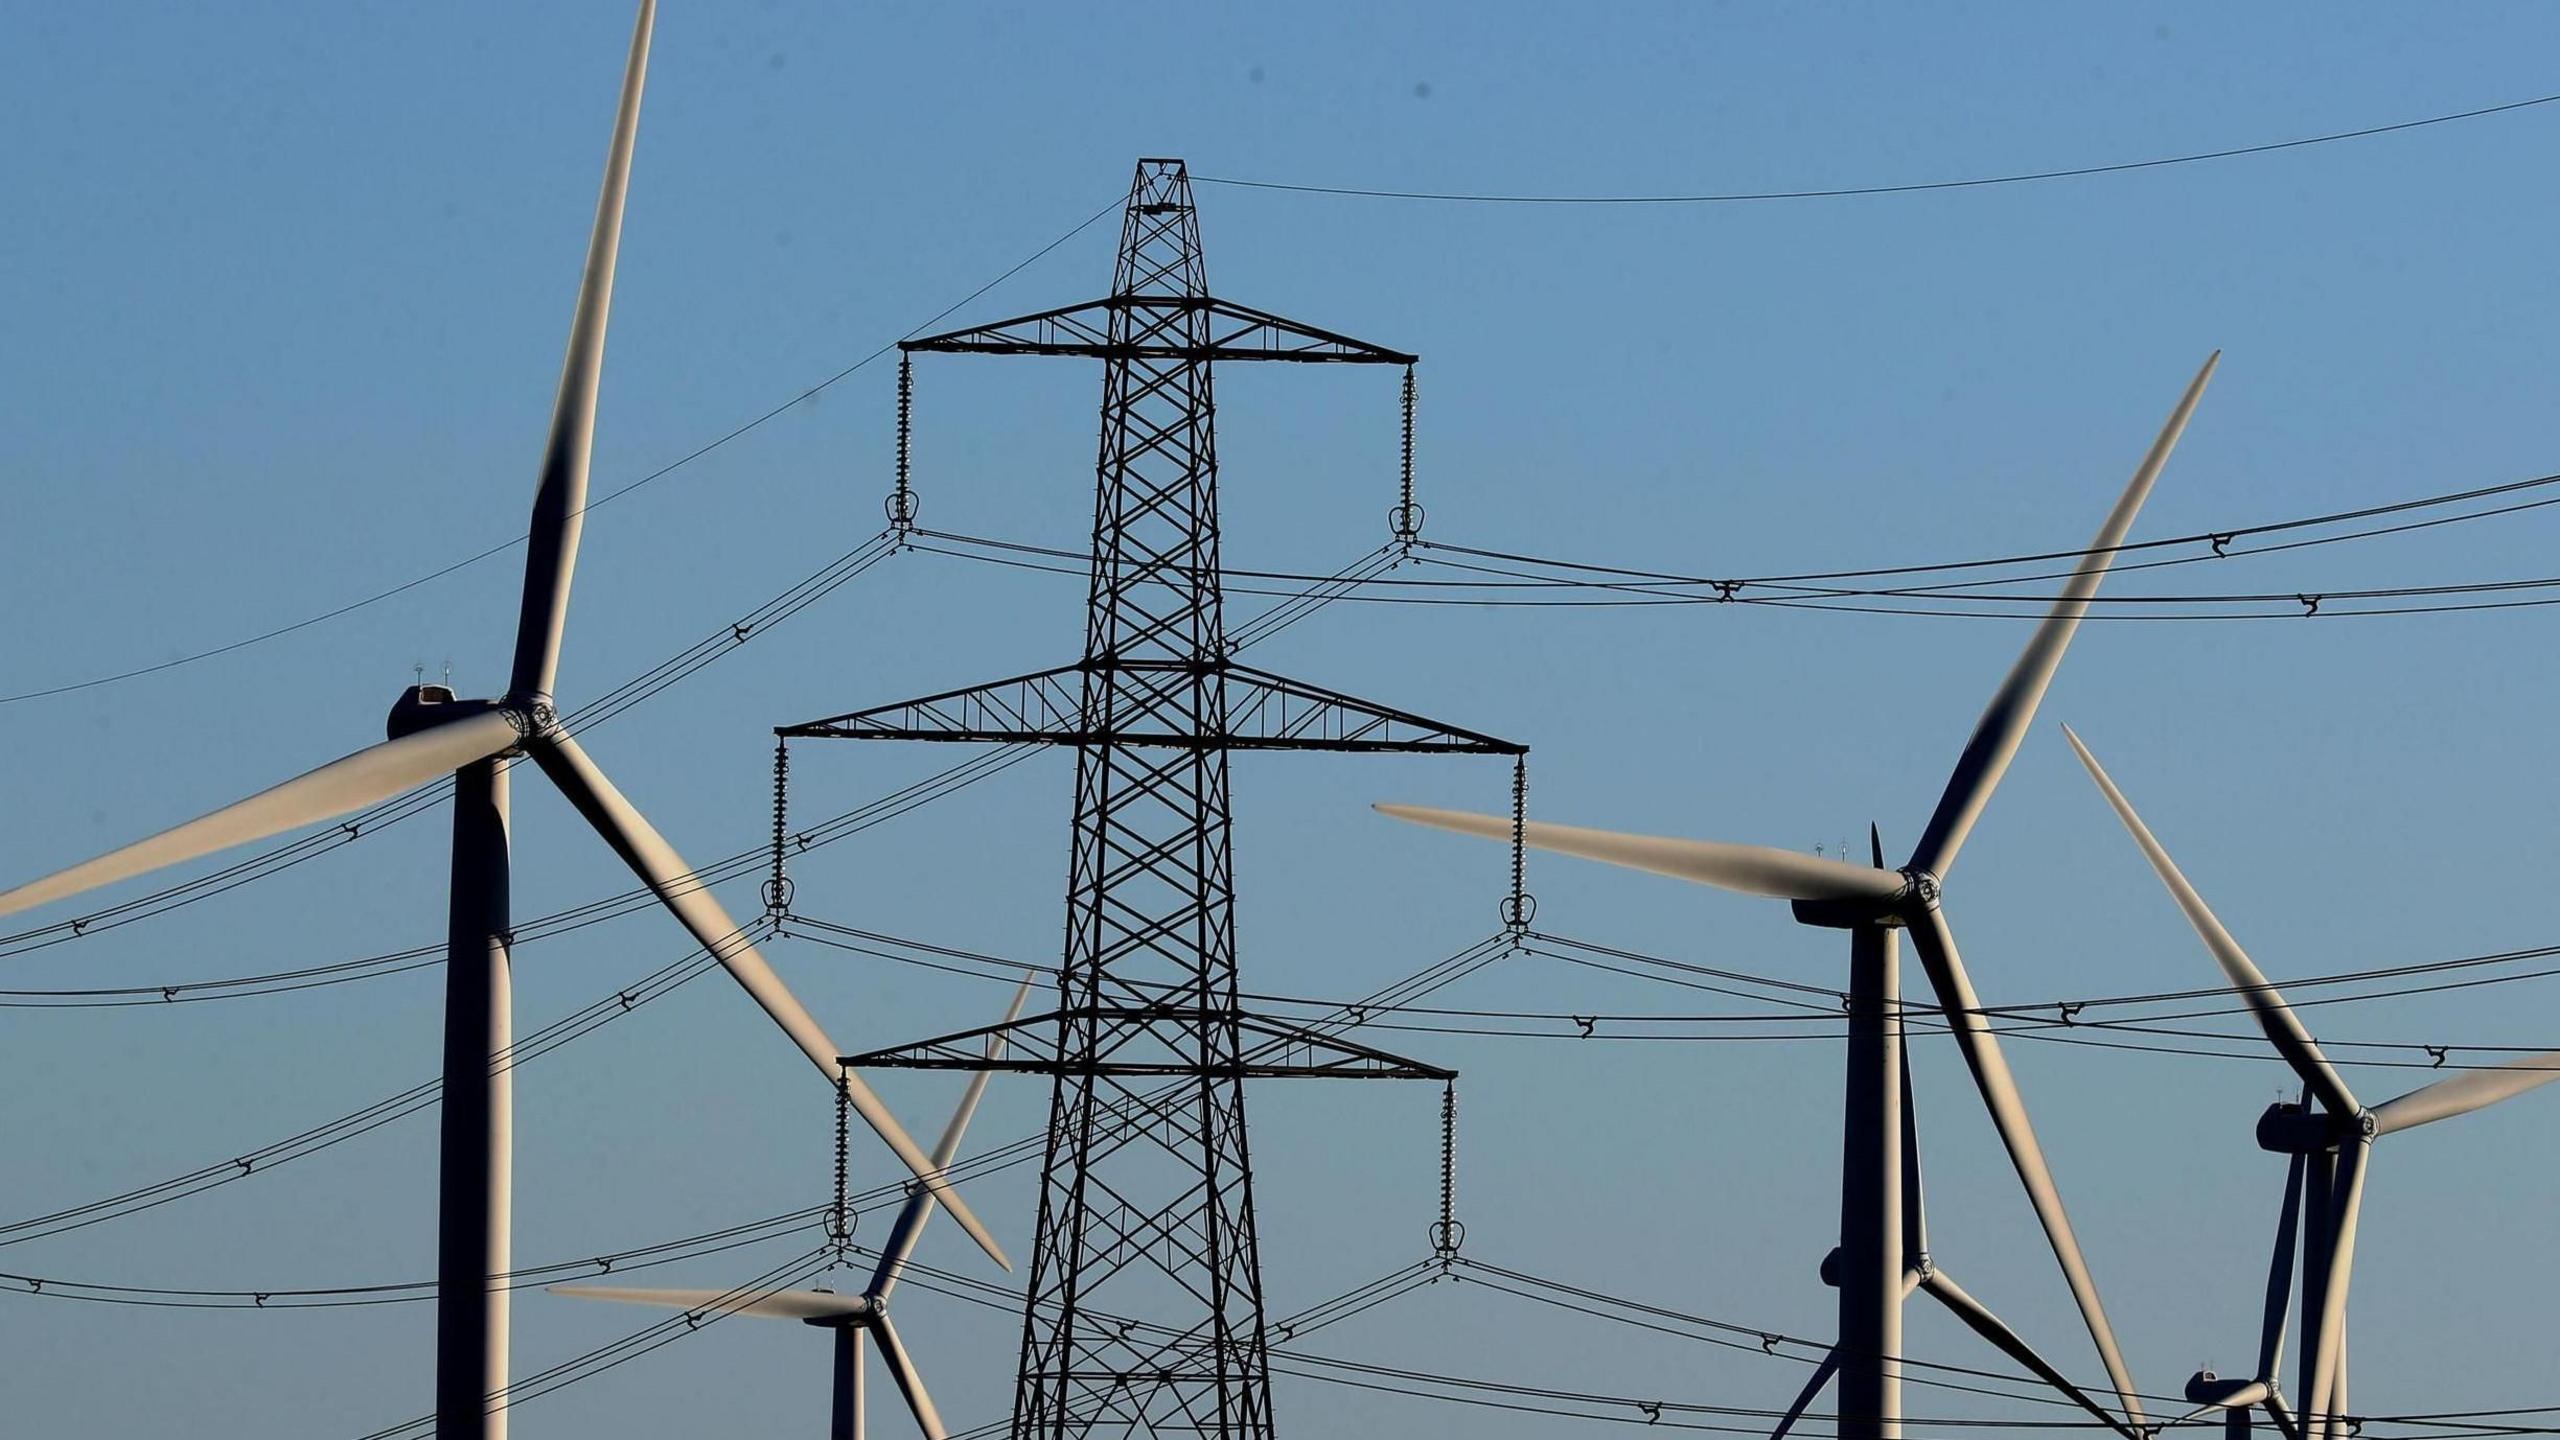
[782,159,1519,1439]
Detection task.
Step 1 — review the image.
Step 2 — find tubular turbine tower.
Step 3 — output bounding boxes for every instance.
[781,159,1521,1439]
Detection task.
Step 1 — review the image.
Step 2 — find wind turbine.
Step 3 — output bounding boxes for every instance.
[1379,354,2222,1439]
[2064,726,2560,1440]
[555,979,1032,1440]
[2168,1136,2308,1440]
[0,4,1003,1434]
[1769,1027,2138,1440]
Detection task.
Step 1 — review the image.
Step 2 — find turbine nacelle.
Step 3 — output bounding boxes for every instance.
[385,685,522,743]
[1817,1245,1936,1289]
[2254,1101,2376,1156]
[1790,868,1941,931]
[2187,1371,2274,1409]
[795,1290,880,1328]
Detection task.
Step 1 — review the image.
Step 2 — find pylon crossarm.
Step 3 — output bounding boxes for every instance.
[784,659,1519,755]
[843,1006,1455,1081]
[903,295,1415,365]
[1218,662,1521,754]
[778,663,1084,743]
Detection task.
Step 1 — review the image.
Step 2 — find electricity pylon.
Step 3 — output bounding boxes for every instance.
[782,158,1519,1439]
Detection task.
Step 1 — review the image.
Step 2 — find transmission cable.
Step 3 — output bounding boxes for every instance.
[0,745,1050,1244]
[0,509,1371,964]
[771,911,2560,1078]
[919,522,2560,621]
[0,197,1122,708]
[0,554,1407,1240]
[902,461,2560,604]
[0,528,907,958]
[1195,90,2560,205]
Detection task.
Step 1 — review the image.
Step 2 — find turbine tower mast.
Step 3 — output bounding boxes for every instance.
[783,158,1520,1439]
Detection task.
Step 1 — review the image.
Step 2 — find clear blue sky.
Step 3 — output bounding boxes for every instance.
[6,3,2560,1436]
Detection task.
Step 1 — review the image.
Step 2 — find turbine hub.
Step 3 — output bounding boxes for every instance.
[1894,867,1943,915]
[505,694,559,737]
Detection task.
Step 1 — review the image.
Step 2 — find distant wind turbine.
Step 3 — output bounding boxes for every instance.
[2172,1131,2309,1440]
[2064,725,2560,1440]
[0,4,1002,1435]
[1379,354,2222,1439]
[556,979,1033,1440]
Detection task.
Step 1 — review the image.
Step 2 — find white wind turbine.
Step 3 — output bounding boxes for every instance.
[2146,1101,2311,1440]
[1379,354,2221,1439]
[555,979,1032,1440]
[2065,726,2560,1440]
[1770,1034,2139,1440]
[0,4,1003,1434]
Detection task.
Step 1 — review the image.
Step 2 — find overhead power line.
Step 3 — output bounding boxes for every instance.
[0,196,1121,709]
[907,462,2560,621]
[0,912,1504,1255]
[0,531,1375,969]
[0,746,1055,1246]
[0,529,911,957]
[797,918,2560,1074]
[1196,90,2560,205]
[922,465,2560,591]
[0,1205,832,1310]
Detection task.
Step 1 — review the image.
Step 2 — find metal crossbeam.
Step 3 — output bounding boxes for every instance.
[842,1007,1456,1081]
[781,660,1521,756]
[904,296,1416,365]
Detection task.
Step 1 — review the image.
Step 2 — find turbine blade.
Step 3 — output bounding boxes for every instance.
[2168,1403,2222,1432]
[1907,353,2218,879]
[2061,725,2360,1118]
[546,1282,866,1321]
[2302,1142,2368,1440]
[509,0,655,703]
[2370,1051,2560,1136]
[869,975,1035,1302]
[1900,1044,1928,1263]
[1905,906,2144,1431]
[1767,1348,1838,1440]
[1919,1268,2141,1440]
[872,1313,949,1440]
[2263,1391,2304,1440]
[2258,1150,2306,1384]
[0,709,518,920]
[1373,803,1904,904]
[529,730,1010,1272]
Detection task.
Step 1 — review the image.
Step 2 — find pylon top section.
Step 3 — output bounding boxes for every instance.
[900,159,1415,366]
[1116,159,1207,298]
